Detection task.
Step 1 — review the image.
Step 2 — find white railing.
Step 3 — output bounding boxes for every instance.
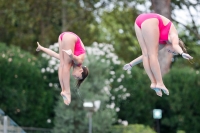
[0,115,26,133]
[0,109,52,133]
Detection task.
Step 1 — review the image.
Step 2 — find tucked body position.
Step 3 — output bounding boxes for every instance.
[36,32,89,105]
[123,13,193,97]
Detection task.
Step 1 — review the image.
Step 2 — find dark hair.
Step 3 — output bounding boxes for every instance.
[76,66,89,88]
[178,39,187,53]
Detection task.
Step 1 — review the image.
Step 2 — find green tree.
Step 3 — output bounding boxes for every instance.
[111,124,156,133]
[161,67,200,133]
[0,0,61,51]
[0,43,55,128]
[0,0,105,53]
[98,4,141,62]
[109,65,158,126]
[110,64,200,133]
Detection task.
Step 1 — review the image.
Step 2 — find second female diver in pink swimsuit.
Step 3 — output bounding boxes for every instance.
[36,32,89,105]
[123,13,193,97]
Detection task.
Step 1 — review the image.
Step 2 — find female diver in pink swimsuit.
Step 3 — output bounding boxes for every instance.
[36,32,89,105]
[123,13,193,97]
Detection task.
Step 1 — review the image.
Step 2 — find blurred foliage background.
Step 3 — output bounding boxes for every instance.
[0,0,200,133]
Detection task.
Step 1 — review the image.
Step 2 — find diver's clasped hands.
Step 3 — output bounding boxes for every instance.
[181,53,193,60]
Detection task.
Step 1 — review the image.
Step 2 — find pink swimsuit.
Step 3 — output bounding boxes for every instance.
[135,13,172,44]
[59,32,85,56]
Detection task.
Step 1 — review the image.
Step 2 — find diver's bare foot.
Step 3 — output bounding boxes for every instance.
[153,88,162,97]
[156,84,169,95]
[60,91,71,105]
[150,83,162,97]
[36,42,41,51]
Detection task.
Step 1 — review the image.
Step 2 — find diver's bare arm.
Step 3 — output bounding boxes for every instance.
[123,55,142,70]
[128,44,165,67]
[36,42,60,60]
[170,35,184,54]
[129,55,143,67]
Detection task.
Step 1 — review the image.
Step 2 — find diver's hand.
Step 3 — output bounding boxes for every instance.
[36,42,42,51]
[181,53,193,60]
[63,49,73,57]
[123,63,132,71]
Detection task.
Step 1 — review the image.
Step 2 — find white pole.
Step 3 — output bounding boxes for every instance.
[3,116,7,133]
[88,112,92,133]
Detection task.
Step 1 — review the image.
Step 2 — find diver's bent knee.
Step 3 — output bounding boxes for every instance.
[59,63,64,68]
[142,53,148,57]
[148,54,158,58]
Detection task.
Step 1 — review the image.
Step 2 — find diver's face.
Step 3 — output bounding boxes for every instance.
[72,68,83,80]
